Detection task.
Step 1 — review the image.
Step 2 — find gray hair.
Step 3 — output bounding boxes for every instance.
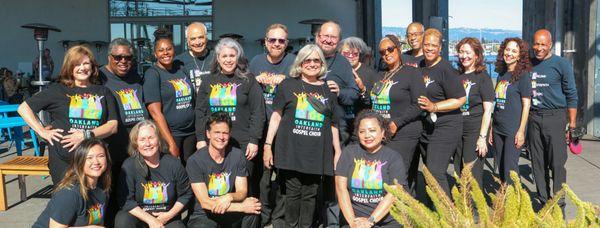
[108,38,134,55]
[289,44,327,79]
[338,37,372,62]
[185,22,207,38]
[210,38,249,78]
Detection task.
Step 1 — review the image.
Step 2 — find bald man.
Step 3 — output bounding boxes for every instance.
[529,29,578,211]
[175,22,213,93]
[403,22,425,67]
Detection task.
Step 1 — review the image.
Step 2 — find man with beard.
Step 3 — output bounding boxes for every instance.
[249,23,295,227]
[314,20,359,227]
[99,38,149,225]
[175,22,213,93]
[529,29,578,212]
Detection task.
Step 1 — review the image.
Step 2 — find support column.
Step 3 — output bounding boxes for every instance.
[412,0,449,59]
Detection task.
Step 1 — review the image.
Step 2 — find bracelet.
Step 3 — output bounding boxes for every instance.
[264,142,272,146]
[479,135,487,139]
[432,103,439,113]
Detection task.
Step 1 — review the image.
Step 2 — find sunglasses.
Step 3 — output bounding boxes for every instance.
[266,38,287,44]
[111,54,133,62]
[303,58,322,65]
[379,46,396,55]
[341,51,360,58]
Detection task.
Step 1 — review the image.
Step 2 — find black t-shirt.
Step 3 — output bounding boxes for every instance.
[493,71,532,136]
[118,154,192,213]
[249,53,296,119]
[402,50,424,68]
[33,184,108,227]
[353,64,382,116]
[175,50,213,93]
[186,147,247,218]
[272,77,342,176]
[325,53,359,118]
[370,66,425,140]
[195,73,265,146]
[459,71,495,119]
[143,64,195,137]
[335,144,406,226]
[99,66,148,128]
[25,83,118,159]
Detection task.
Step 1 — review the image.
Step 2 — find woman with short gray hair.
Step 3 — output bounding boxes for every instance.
[263,44,343,227]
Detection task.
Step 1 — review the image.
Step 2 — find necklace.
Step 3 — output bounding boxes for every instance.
[190,51,206,73]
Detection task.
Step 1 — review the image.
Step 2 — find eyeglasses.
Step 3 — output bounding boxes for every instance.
[303,58,322,65]
[407,32,423,38]
[266,38,287,44]
[111,54,133,62]
[341,50,360,58]
[379,46,396,55]
[318,34,339,41]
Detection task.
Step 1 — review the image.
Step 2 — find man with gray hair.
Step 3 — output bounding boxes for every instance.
[175,22,213,93]
[99,37,149,226]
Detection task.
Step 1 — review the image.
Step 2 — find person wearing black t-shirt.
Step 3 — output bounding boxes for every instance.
[100,37,150,225]
[175,22,213,93]
[18,45,118,184]
[248,23,295,227]
[452,38,495,189]
[143,29,196,163]
[490,38,532,184]
[115,120,192,228]
[336,110,406,228]
[373,35,425,196]
[338,37,381,127]
[196,38,266,200]
[263,44,343,228]
[403,22,425,68]
[33,139,111,228]
[187,112,261,228]
[417,29,466,197]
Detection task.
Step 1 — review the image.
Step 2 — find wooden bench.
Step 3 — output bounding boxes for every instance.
[0,156,49,211]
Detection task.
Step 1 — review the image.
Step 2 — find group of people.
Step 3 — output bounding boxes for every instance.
[18,19,578,228]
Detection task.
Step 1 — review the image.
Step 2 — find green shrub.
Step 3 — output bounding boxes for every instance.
[384,163,600,227]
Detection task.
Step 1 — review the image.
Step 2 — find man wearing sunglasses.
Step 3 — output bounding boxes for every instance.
[248,23,295,227]
[315,20,359,228]
[403,22,425,67]
[99,37,149,226]
[175,22,213,93]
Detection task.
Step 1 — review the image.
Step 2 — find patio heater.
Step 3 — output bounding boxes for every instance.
[132,37,149,75]
[21,23,61,93]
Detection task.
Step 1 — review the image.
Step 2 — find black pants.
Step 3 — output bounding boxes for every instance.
[454,118,485,189]
[114,210,185,228]
[187,213,260,228]
[48,148,69,184]
[280,169,321,228]
[528,109,567,207]
[260,168,285,227]
[173,134,197,165]
[492,132,521,184]
[387,138,420,196]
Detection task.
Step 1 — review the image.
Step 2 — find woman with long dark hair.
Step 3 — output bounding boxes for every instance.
[115,120,192,228]
[143,28,196,163]
[336,110,406,227]
[262,44,342,227]
[490,38,532,183]
[453,37,495,188]
[33,139,112,227]
[18,45,118,184]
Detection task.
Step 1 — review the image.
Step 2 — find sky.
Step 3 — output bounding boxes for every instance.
[381,0,523,31]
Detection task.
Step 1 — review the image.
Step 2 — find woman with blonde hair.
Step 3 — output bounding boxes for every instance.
[33,139,112,227]
[115,120,192,228]
[18,45,118,184]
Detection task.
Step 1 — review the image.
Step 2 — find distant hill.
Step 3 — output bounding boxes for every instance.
[382,26,522,42]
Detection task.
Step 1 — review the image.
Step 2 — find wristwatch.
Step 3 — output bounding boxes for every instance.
[84,130,95,139]
[368,216,376,224]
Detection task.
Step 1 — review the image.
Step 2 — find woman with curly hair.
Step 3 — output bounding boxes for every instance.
[490,37,532,183]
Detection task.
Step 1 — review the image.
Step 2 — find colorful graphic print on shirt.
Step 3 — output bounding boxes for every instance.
[209,83,240,121]
[460,79,476,113]
[141,181,170,212]
[293,92,326,137]
[168,79,193,110]
[115,88,145,123]
[87,203,104,225]
[530,72,548,107]
[423,75,435,88]
[350,158,387,204]
[494,80,510,110]
[68,93,104,130]
[370,80,398,119]
[208,172,231,197]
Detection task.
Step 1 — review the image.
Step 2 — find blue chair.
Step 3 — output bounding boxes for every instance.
[0,105,40,156]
